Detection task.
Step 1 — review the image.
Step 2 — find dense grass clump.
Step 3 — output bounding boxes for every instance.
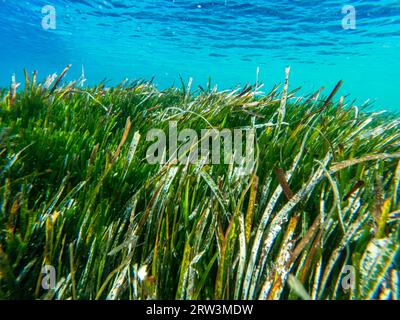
[0,68,399,300]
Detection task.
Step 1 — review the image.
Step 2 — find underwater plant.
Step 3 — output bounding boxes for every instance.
[0,67,399,300]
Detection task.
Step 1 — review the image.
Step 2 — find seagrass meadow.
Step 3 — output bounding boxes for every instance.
[0,67,399,300]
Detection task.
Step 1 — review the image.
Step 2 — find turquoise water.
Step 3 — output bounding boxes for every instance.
[1,0,399,110]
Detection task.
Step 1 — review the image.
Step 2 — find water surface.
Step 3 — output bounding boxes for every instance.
[0,0,399,110]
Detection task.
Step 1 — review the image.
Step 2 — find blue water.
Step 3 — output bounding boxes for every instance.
[1,0,400,110]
